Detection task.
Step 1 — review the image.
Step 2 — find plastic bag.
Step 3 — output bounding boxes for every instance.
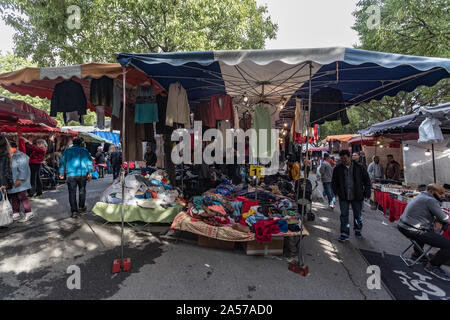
[418,117,444,143]
[0,190,13,227]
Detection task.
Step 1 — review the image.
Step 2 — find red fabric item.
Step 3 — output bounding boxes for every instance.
[148,190,158,199]
[389,198,408,222]
[239,217,247,226]
[208,94,234,128]
[234,196,258,214]
[18,138,26,154]
[254,219,280,244]
[26,142,46,164]
[443,225,450,240]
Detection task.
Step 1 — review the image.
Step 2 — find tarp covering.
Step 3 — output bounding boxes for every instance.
[0,96,57,127]
[78,132,112,144]
[92,131,120,146]
[359,103,450,135]
[117,48,450,121]
[322,134,356,142]
[0,63,166,116]
[92,202,184,223]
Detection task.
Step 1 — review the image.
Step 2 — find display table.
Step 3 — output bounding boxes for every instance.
[170,211,308,242]
[92,202,184,223]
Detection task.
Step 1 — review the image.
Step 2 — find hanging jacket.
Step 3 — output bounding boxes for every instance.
[50,80,87,116]
[310,87,349,125]
[208,94,234,128]
[59,145,93,178]
[90,76,114,107]
[166,82,191,128]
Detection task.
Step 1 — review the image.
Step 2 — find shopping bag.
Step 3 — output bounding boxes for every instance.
[0,190,13,227]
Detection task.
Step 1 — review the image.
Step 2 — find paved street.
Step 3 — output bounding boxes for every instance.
[0,175,446,300]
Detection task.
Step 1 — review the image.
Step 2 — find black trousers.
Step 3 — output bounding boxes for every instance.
[398,226,450,267]
[67,176,87,213]
[112,165,121,181]
[30,163,43,196]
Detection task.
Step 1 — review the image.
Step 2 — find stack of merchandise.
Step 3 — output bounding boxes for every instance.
[100,169,186,209]
[186,186,302,244]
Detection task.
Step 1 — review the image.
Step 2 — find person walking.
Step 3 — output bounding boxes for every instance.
[367,155,384,181]
[319,153,336,210]
[397,184,449,281]
[95,146,106,178]
[7,140,33,222]
[109,145,122,181]
[19,137,47,198]
[0,135,13,204]
[59,138,93,218]
[332,149,371,242]
[386,154,401,181]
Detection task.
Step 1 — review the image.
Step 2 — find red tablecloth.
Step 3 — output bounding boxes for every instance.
[389,198,408,222]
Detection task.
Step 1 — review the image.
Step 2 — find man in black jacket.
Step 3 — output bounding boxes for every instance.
[109,145,122,181]
[332,150,371,242]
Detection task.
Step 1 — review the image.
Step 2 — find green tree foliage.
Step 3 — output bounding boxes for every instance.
[0,0,278,66]
[321,0,449,138]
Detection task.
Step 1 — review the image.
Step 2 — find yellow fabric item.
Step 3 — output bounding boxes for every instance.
[290,162,300,181]
[242,210,255,219]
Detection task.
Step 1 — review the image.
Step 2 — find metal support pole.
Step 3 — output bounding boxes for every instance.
[432,143,436,183]
[120,67,127,270]
[298,62,313,267]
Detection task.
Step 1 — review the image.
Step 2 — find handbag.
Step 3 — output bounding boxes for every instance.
[0,190,13,227]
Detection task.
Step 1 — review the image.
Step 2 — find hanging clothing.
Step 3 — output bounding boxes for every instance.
[310,87,349,125]
[50,80,87,117]
[96,106,105,129]
[234,106,240,129]
[90,76,114,107]
[112,80,121,118]
[166,82,191,128]
[208,94,234,128]
[217,120,232,151]
[135,103,158,123]
[252,103,273,159]
[239,110,252,131]
[194,102,213,127]
[155,95,172,134]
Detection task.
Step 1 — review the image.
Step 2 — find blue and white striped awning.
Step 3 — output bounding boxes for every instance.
[117,47,450,122]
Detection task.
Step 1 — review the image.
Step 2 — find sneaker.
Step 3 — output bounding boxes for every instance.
[12,213,21,221]
[78,207,87,214]
[338,235,349,242]
[71,212,80,219]
[355,231,362,238]
[424,264,450,281]
[18,212,34,223]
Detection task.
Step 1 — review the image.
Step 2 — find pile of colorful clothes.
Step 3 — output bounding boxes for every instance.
[100,169,186,209]
[186,187,302,243]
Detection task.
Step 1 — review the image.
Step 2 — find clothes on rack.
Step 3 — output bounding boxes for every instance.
[50,80,87,117]
[166,82,191,128]
[239,110,252,131]
[90,76,114,107]
[310,87,349,125]
[194,102,213,128]
[112,80,122,118]
[253,103,273,159]
[96,106,105,129]
[63,110,84,125]
[208,94,234,128]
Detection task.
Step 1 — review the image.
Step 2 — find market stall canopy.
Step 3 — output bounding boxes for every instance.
[0,96,57,127]
[117,47,450,122]
[78,132,112,144]
[359,103,450,136]
[1,123,76,135]
[348,135,401,147]
[91,131,120,146]
[0,63,166,116]
[322,134,356,143]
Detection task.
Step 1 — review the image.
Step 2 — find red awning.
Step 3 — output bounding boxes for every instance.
[0,98,57,127]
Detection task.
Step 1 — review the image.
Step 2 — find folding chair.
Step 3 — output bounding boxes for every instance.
[400,239,432,267]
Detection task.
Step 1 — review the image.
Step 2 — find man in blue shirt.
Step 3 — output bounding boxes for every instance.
[59,138,93,218]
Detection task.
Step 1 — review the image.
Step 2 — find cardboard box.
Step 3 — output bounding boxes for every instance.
[245,237,284,256]
[197,235,235,250]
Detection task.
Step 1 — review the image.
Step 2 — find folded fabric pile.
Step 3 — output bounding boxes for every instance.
[100,170,184,209]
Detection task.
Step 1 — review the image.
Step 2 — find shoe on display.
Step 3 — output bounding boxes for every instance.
[424,264,450,282]
[18,212,34,223]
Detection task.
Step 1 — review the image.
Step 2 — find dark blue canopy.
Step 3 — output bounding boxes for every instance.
[117,48,450,121]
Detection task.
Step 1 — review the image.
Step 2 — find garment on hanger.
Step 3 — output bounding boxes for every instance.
[50,80,87,117]
[239,111,252,131]
[155,95,173,134]
[90,76,114,107]
[208,94,234,128]
[166,82,191,128]
[134,84,158,124]
[252,103,273,159]
[310,87,349,125]
[96,106,105,129]
[63,111,84,125]
[217,120,233,151]
[194,102,213,127]
[112,79,121,118]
